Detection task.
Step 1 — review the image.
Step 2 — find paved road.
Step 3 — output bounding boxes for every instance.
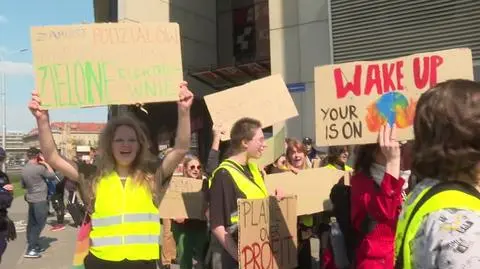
[1,196,321,269]
[2,196,77,269]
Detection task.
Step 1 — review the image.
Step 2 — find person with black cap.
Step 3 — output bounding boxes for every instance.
[302,137,320,164]
[0,146,15,264]
[21,147,55,258]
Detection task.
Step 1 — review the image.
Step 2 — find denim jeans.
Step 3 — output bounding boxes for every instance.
[26,201,48,250]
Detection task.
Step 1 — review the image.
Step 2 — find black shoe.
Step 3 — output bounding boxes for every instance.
[35,245,46,253]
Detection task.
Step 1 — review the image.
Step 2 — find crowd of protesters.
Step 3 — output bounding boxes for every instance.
[0,78,477,269]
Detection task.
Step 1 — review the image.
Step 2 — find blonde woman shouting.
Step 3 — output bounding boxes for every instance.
[28,82,193,269]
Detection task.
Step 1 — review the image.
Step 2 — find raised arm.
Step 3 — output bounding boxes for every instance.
[205,125,224,175]
[157,82,193,182]
[28,90,79,181]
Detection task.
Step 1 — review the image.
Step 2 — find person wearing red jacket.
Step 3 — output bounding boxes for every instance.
[350,125,411,269]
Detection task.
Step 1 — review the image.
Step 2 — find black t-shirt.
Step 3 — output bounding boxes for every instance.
[208,161,256,232]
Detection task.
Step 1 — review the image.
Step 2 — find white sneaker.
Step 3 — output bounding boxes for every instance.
[24,249,42,258]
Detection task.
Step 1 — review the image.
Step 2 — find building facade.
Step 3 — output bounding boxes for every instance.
[0,131,28,160]
[94,0,480,145]
[23,122,105,158]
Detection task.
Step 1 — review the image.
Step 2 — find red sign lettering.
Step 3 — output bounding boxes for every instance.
[413,55,444,89]
[334,55,444,99]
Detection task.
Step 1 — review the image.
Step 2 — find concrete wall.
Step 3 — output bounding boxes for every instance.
[217,0,235,66]
[116,0,218,97]
[269,0,331,144]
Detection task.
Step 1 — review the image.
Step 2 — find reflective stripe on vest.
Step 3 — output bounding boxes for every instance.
[92,213,158,227]
[91,235,161,247]
[209,160,268,225]
[395,188,480,269]
[89,171,160,261]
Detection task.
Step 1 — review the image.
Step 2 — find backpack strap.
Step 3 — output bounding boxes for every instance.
[395,181,480,269]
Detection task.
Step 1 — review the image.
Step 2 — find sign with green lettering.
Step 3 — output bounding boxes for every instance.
[30,22,183,109]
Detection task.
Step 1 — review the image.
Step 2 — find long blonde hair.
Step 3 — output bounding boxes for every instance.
[86,115,157,207]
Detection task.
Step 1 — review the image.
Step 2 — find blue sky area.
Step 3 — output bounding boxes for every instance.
[0,0,107,133]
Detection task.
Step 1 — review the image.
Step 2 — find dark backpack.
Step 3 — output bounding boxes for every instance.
[328,180,376,268]
[44,174,62,197]
[329,182,356,265]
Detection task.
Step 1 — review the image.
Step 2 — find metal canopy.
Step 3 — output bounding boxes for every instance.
[188,59,271,90]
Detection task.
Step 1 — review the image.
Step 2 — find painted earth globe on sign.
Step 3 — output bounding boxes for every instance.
[365,91,417,132]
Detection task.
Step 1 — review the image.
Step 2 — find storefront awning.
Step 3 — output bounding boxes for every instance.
[188,59,271,90]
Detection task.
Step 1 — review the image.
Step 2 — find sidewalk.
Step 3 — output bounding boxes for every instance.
[2,196,77,269]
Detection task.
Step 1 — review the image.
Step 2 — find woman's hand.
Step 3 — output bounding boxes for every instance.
[2,184,13,192]
[274,188,285,201]
[379,124,401,179]
[28,90,49,121]
[174,218,186,224]
[379,124,401,162]
[178,81,194,111]
[212,124,226,140]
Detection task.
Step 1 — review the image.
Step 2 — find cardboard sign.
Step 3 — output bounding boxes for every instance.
[158,177,206,220]
[31,22,183,109]
[238,196,298,269]
[265,168,345,215]
[255,127,286,168]
[315,48,473,146]
[204,75,299,140]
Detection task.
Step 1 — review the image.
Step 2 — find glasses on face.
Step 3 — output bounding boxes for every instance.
[189,165,201,170]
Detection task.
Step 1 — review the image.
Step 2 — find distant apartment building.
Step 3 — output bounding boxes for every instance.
[0,131,28,159]
[23,122,106,158]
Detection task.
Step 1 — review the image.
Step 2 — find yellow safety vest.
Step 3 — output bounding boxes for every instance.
[394,182,480,269]
[89,171,161,261]
[325,163,353,172]
[209,160,268,225]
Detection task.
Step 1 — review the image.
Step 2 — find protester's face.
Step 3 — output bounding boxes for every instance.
[112,125,139,167]
[185,159,202,179]
[246,128,266,159]
[337,150,349,165]
[289,147,306,169]
[305,143,312,152]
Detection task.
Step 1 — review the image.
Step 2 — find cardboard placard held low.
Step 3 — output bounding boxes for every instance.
[31,22,183,109]
[315,48,473,146]
[265,168,346,215]
[204,74,299,141]
[238,196,298,269]
[158,177,206,220]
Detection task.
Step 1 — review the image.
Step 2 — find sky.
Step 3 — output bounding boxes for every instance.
[0,0,107,133]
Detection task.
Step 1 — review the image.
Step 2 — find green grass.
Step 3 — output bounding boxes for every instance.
[9,173,25,198]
